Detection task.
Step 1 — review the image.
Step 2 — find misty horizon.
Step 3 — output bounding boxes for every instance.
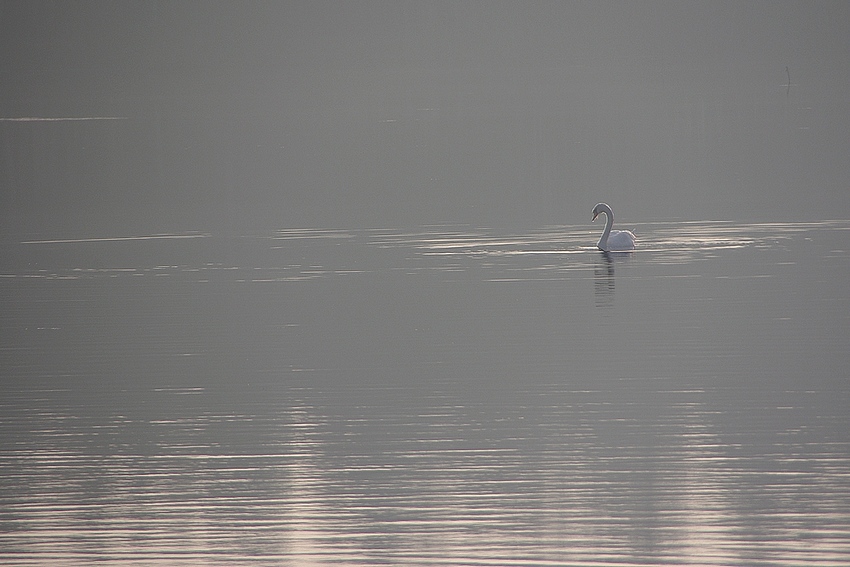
[2,1,848,239]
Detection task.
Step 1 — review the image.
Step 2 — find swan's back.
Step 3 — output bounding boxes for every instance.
[607,230,636,251]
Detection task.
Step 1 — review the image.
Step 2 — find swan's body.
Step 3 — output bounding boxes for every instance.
[591,203,635,251]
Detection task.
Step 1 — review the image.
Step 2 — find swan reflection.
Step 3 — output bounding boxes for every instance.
[594,252,615,307]
[594,251,632,307]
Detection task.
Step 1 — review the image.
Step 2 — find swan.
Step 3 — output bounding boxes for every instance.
[591,203,635,251]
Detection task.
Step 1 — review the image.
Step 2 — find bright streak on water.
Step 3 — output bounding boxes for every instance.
[1,221,849,565]
[0,116,129,122]
[20,233,211,245]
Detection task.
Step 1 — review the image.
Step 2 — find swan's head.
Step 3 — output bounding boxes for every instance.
[591,203,611,222]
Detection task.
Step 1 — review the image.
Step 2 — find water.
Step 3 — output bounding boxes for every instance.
[2,221,849,566]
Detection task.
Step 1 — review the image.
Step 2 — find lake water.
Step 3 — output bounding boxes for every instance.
[1,221,849,566]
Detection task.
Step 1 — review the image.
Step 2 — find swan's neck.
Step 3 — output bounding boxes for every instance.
[597,209,614,251]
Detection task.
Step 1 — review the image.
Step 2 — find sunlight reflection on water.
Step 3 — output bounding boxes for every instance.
[6,220,848,283]
[1,221,849,565]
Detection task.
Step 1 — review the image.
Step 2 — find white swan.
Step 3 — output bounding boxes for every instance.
[591,203,635,251]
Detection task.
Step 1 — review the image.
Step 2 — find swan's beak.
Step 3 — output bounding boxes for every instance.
[591,212,598,222]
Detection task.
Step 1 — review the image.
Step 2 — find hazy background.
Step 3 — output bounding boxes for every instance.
[1,0,849,239]
[2,5,850,562]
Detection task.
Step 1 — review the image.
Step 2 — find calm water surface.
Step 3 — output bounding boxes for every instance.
[2,221,849,566]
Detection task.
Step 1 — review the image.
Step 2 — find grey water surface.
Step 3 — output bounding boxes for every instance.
[2,222,849,566]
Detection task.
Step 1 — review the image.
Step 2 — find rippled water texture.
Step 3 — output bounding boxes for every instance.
[2,222,849,565]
